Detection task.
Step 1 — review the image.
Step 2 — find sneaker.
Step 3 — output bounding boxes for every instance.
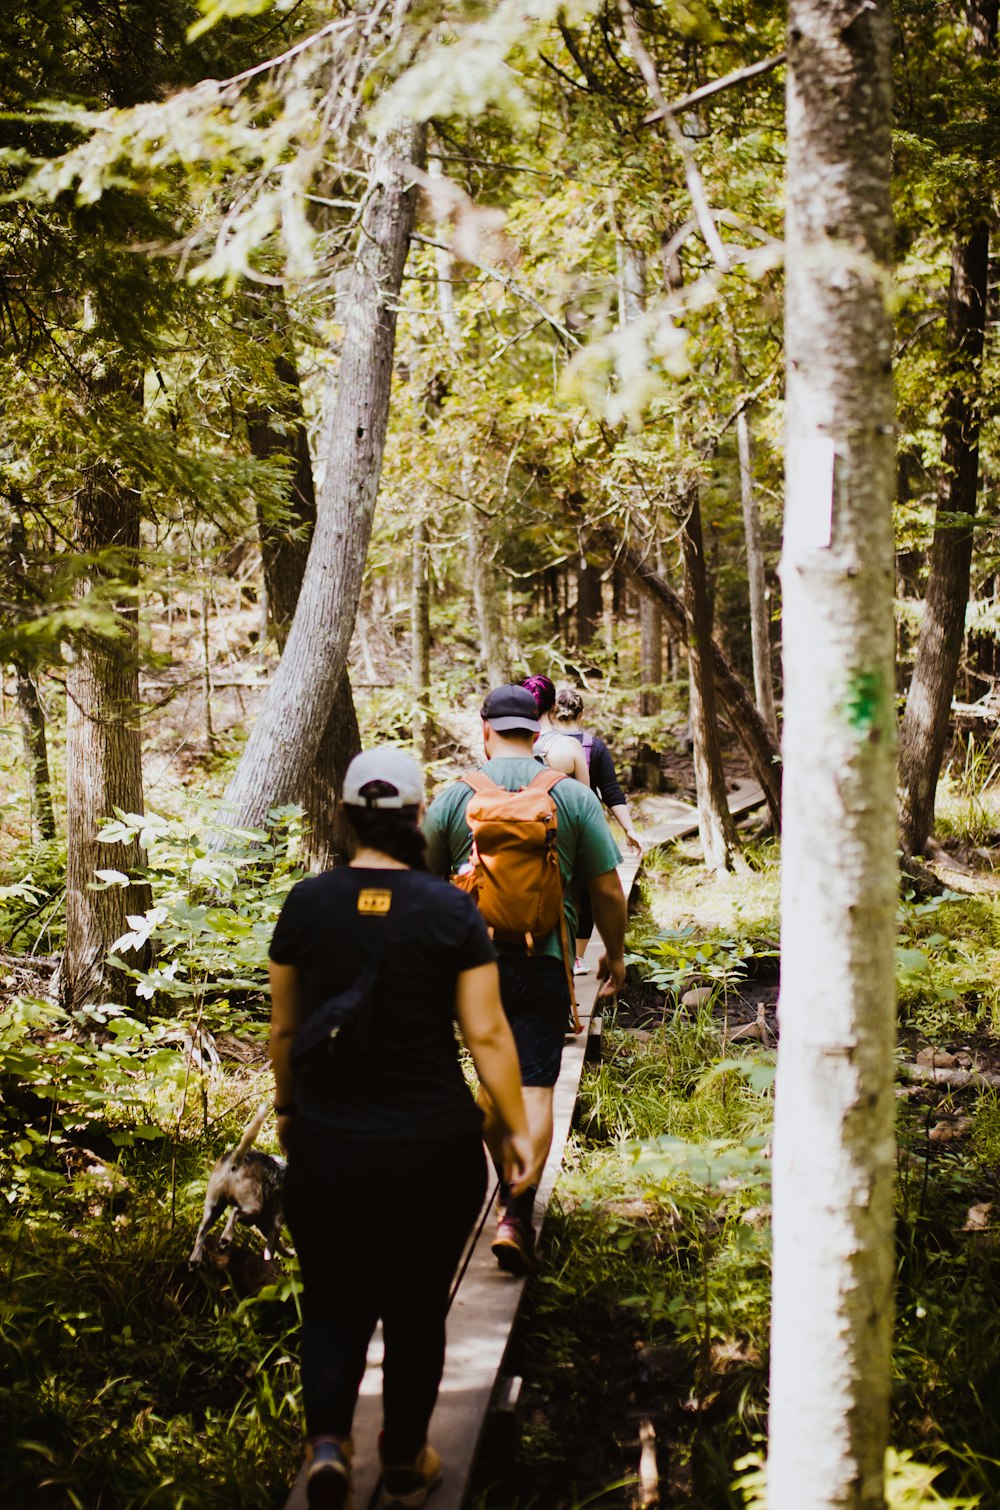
[306,1437,352,1510]
[491,1213,540,1276]
[573,956,590,975]
[381,1442,442,1507]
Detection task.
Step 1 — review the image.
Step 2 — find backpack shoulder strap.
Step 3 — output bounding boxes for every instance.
[527,768,567,795]
[460,769,500,794]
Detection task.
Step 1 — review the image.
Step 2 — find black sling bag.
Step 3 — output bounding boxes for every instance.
[289,914,393,1091]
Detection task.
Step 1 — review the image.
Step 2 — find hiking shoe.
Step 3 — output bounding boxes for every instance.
[381,1443,442,1507]
[306,1437,352,1510]
[491,1214,540,1275]
[573,956,590,975]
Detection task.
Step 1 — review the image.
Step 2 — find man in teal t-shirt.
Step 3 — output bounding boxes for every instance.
[424,684,627,1275]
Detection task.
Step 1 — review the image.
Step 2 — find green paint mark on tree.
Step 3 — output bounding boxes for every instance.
[842,670,885,735]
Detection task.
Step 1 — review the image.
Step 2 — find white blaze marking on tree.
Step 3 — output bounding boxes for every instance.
[785,436,836,553]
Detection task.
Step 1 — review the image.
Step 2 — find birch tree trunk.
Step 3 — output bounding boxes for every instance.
[220,118,425,829]
[769,1,896,1505]
[597,532,783,828]
[896,0,995,853]
[62,372,151,1007]
[246,338,359,868]
[680,489,740,872]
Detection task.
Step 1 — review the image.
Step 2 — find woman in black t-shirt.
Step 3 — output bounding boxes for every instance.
[269,747,534,1510]
[553,686,643,970]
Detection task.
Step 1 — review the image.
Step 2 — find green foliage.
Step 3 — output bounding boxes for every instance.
[94,801,303,1023]
[626,925,777,999]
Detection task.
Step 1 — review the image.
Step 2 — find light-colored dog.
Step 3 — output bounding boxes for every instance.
[189,1105,286,1265]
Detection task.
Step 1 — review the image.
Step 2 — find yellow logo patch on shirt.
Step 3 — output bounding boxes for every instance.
[357,888,393,915]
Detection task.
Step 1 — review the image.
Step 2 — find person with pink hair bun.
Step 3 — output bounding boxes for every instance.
[521,674,589,787]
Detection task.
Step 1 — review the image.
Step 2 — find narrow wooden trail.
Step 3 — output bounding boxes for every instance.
[283,782,764,1509]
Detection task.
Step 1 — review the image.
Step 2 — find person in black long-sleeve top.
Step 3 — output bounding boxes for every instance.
[554,686,643,968]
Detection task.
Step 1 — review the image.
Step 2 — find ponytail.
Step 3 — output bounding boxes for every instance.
[342,805,428,871]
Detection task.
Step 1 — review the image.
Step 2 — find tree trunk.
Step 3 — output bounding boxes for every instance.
[768,2,896,1506]
[639,593,662,719]
[220,118,425,829]
[896,0,995,852]
[412,513,433,760]
[15,664,56,843]
[62,373,151,1007]
[737,403,778,736]
[600,533,783,829]
[680,490,740,872]
[246,336,360,868]
[5,516,56,842]
[576,558,602,649]
[468,502,507,686]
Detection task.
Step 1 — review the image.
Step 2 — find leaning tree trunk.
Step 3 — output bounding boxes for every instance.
[896,0,995,854]
[247,336,359,868]
[768,2,897,1507]
[62,374,151,1007]
[679,489,740,872]
[599,532,782,828]
[220,118,425,829]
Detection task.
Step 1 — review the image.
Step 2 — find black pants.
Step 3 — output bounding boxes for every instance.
[283,1121,487,1459]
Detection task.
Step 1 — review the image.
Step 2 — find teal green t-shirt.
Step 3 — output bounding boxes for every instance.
[423,757,621,959]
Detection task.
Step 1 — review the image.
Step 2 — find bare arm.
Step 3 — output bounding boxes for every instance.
[543,734,590,786]
[610,802,643,854]
[268,960,302,1152]
[456,961,540,1193]
[587,868,628,998]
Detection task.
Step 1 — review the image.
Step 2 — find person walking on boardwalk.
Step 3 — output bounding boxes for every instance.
[269,747,537,1510]
[554,684,644,971]
[424,685,627,1276]
[522,672,590,785]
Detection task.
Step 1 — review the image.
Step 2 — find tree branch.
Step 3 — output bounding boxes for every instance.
[641,52,787,125]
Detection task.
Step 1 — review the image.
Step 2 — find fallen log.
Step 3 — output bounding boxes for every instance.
[898,1061,1000,1091]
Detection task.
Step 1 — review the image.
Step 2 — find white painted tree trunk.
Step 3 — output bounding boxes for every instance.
[219,118,425,828]
[769,1,896,1506]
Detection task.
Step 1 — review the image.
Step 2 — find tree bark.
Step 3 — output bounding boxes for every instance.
[468,502,508,687]
[737,403,779,736]
[15,665,56,843]
[220,118,425,829]
[412,512,433,760]
[576,558,602,649]
[680,490,740,872]
[5,516,56,842]
[246,337,360,868]
[768,2,897,1506]
[62,372,151,1007]
[896,0,995,852]
[600,533,782,829]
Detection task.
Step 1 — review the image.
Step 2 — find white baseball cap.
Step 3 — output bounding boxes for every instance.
[342,747,425,808]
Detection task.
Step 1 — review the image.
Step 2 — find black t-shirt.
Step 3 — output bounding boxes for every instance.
[269,867,496,1139]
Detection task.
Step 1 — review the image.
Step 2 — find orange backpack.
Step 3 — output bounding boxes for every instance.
[453,768,580,1031]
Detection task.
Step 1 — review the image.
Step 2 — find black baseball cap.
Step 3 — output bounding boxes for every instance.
[480,685,542,734]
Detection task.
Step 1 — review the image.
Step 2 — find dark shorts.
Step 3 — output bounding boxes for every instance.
[498,955,571,1088]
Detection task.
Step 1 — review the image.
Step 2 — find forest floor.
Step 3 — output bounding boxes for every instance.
[6,705,1000,1506]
